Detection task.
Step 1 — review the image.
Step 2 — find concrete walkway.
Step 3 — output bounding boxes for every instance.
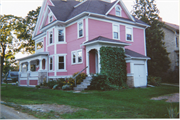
[161,83,179,87]
[0,104,37,119]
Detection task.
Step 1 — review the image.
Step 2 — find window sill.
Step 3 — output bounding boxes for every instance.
[57,42,67,44]
[126,40,133,42]
[78,36,84,39]
[57,70,67,72]
[71,62,83,65]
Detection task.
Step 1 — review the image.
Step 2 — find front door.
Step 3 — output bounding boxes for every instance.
[134,64,146,87]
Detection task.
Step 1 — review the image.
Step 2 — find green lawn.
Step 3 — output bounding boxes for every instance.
[1,85,179,118]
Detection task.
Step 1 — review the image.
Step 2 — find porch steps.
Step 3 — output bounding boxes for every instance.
[73,76,92,91]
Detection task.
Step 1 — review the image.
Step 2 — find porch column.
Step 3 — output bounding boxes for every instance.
[28,61,31,72]
[45,58,47,70]
[39,59,43,71]
[86,51,90,75]
[97,49,101,74]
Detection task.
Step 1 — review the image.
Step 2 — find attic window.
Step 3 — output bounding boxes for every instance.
[115,5,121,16]
[50,16,53,23]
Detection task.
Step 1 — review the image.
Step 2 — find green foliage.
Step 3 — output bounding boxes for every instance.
[148,75,161,86]
[62,84,72,90]
[73,72,87,84]
[36,85,40,89]
[167,105,179,118]
[100,46,127,86]
[132,0,170,79]
[88,74,110,90]
[56,78,65,88]
[12,78,18,83]
[163,70,179,83]
[47,80,58,89]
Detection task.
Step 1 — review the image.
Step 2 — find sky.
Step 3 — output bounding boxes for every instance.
[0,0,179,59]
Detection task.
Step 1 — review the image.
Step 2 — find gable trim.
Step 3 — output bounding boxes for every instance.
[105,0,135,22]
[74,0,86,8]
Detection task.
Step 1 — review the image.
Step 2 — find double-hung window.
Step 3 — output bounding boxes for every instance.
[113,24,119,39]
[50,57,53,70]
[58,29,64,42]
[78,21,83,38]
[50,31,53,44]
[58,56,64,70]
[126,27,133,41]
[71,49,82,64]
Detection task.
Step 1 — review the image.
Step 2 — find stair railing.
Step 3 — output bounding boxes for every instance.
[73,66,88,87]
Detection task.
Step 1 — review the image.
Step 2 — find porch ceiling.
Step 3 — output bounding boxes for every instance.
[16,52,49,61]
[83,36,131,46]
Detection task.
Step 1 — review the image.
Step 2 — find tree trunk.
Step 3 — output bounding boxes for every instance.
[1,47,5,85]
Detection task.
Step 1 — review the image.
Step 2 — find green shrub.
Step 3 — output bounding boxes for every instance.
[148,76,161,86]
[163,70,179,83]
[62,84,72,90]
[12,78,18,83]
[47,80,58,89]
[57,78,65,88]
[73,72,87,84]
[88,74,111,91]
[167,106,179,118]
[100,46,127,86]
[36,85,40,89]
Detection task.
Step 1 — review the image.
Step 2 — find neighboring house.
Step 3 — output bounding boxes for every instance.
[17,0,150,88]
[160,18,179,71]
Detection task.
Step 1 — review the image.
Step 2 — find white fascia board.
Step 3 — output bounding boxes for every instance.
[49,0,55,6]
[16,52,49,61]
[33,0,47,37]
[105,0,120,15]
[83,40,130,46]
[119,0,135,22]
[74,0,87,8]
[40,20,65,32]
[32,32,46,40]
[131,57,151,60]
[40,7,49,30]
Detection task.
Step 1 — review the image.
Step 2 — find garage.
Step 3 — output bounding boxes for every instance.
[134,64,147,87]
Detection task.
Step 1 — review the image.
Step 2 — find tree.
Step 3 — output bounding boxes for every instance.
[0,15,21,84]
[132,0,170,79]
[15,7,41,54]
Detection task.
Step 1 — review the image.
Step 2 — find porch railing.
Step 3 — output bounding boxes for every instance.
[73,66,88,86]
[21,72,27,77]
[30,72,38,77]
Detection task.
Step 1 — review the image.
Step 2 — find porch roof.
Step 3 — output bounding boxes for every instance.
[83,36,130,46]
[125,49,150,60]
[16,52,49,61]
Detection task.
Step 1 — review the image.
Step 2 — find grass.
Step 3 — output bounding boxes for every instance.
[1,85,179,118]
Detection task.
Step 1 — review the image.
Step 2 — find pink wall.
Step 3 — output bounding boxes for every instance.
[48,45,54,55]
[89,19,112,40]
[56,44,67,54]
[125,28,145,55]
[48,72,54,76]
[108,3,129,19]
[29,80,38,85]
[126,63,130,73]
[66,19,87,75]
[20,80,27,85]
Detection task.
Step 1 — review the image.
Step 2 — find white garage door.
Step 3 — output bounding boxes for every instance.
[134,64,146,87]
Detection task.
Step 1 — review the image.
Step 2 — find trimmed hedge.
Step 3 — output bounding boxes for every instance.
[100,46,127,86]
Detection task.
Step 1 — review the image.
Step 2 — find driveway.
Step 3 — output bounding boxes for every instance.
[1,104,37,119]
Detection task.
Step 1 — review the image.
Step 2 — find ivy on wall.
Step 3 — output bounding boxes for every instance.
[100,46,127,86]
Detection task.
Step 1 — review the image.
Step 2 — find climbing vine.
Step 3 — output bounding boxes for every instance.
[100,46,127,86]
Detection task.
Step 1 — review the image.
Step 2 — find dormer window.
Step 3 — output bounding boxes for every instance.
[50,16,53,23]
[115,5,121,16]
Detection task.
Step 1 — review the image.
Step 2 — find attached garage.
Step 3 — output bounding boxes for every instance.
[125,49,150,87]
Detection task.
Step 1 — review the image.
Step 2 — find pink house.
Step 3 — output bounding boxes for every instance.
[17,0,150,88]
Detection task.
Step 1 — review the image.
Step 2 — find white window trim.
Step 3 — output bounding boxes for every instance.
[49,56,53,71]
[57,54,67,72]
[57,27,66,43]
[115,5,122,17]
[77,20,84,39]
[48,12,53,23]
[71,49,83,65]
[112,23,120,40]
[49,31,53,44]
[126,26,133,42]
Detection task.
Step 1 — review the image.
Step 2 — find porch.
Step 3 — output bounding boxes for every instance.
[17,52,49,86]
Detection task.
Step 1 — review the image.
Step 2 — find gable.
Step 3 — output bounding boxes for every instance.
[108,3,129,19]
[105,0,135,21]
[33,0,55,37]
